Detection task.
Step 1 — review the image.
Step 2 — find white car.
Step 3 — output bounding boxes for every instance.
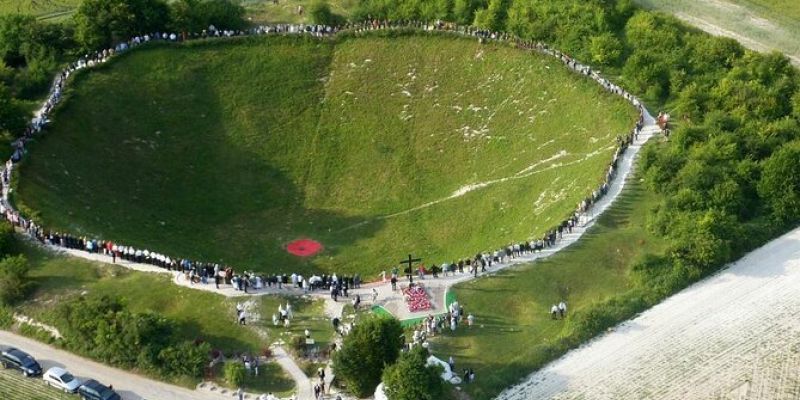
[43,366,81,393]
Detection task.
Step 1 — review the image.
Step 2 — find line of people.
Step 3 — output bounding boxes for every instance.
[0,20,649,295]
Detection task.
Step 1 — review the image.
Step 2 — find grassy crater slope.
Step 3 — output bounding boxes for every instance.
[434,166,668,399]
[16,34,636,276]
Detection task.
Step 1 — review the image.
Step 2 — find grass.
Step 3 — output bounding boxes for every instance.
[240,0,359,24]
[428,163,668,399]
[0,0,359,23]
[732,0,800,22]
[0,0,81,21]
[633,0,800,64]
[210,362,294,395]
[15,33,636,279]
[0,368,72,400]
[11,238,330,391]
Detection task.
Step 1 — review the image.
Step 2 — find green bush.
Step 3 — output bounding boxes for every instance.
[224,361,246,388]
[52,295,215,380]
[0,305,13,328]
[75,0,171,50]
[158,341,212,378]
[0,254,31,305]
[759,140,800,223]
[17,322,57,345]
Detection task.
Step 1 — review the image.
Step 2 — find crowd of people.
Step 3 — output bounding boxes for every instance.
[0,20,648,308]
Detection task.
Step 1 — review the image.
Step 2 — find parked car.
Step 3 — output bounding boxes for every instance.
[43,366,81,393]
[78,379,121,400]
[0,347,42,377]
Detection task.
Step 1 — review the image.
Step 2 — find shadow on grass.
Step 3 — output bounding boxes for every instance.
[20,41,387,278]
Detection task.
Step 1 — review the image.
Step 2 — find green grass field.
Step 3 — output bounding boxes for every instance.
[241,0,358,24]
[634,0,800,64]
[15,34,636,278]
[0,0,80,21]
[429,164,668,399]
[0,0,357,23]
[11,238,332,392]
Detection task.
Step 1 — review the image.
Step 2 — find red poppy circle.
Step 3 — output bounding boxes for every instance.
[286,239,323,257]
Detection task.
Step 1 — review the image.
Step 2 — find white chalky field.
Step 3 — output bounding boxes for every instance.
[497,226,800,400]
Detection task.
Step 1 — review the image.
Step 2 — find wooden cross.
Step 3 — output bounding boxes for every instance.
[400,254,421,274]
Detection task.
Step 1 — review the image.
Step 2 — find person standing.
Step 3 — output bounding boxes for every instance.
[558,301,567,318]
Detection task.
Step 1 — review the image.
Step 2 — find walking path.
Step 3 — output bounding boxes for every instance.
[272,346,312,400]
[43,111,658,321]
[496,224,800,400]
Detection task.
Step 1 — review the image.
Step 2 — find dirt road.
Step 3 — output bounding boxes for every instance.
[0,331,224,400]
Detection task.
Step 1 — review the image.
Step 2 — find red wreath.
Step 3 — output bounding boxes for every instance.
[403,285,432,312]
[286,239,323,257]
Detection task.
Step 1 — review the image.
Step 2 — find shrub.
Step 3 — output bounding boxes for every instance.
[223,361,246,387]
[289,335,307,357]
[159,341,212,378]
[759,140,800,223]
[0,305,12,328]
[0,254,31,305]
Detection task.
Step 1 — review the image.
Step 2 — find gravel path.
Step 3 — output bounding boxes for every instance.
[496,224,800,400]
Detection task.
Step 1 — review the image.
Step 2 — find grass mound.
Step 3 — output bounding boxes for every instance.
[16,34,636,277]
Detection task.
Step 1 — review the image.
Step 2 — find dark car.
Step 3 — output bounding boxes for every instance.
[0,347,43,377]
[78,379,121,400]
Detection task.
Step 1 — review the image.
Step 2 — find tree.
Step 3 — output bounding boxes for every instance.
[170,0,245,33]
[332,316,404,397]
[0,255,31,305]
[170,0,203,34]
[505,0,533,39]
[0,83,27,136]
[75,0,170,50]
[196,0,246,31]
[224,361,246,387]
[759,140,800,223]
[382,347,444,400]
[452,0,479,25]
[473,0,506,32]
[792,90,800,119]
[589,32,622,66]
[0,14,37,67]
